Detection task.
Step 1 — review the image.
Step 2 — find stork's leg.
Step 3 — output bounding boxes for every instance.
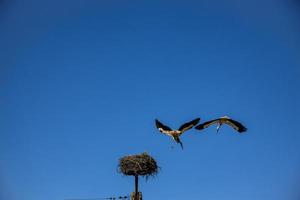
[216,123,222,133]
[173,136,184,150]
[179,140,184,150]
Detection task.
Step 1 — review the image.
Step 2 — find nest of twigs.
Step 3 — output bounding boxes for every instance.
[118,152,159,178]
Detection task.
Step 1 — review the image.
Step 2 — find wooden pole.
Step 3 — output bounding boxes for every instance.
[135,175,138,200]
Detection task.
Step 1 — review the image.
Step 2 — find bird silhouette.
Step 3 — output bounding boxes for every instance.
[155,118,200,149]
[195,116,247,133]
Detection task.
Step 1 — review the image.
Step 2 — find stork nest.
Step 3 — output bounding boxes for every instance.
[118,152,159,178]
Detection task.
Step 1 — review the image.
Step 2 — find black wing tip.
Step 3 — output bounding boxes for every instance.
[193,118,201,124]
[155,118,163,124]
[194,124,205,130]
[155,119,161,128]
[227,118,247,133]
[178,117,201,131]
[238,127,247,133]
[187,118,200,127]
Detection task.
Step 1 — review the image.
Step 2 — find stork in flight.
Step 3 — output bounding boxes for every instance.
[155,118,200,149]
[195,116,247,133]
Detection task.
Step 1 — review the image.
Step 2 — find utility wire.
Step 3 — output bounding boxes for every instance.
[65,195,129,200]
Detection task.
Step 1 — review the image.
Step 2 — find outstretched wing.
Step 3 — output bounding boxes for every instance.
[178,118,200,133]
[224,119,247,133]
[195,119,220,130]
[155,119,173,133]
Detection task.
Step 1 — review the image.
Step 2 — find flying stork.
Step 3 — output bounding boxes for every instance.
[155,118,200,149]
[195,116,247,133]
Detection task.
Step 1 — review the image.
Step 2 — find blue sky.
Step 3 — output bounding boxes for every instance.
[1,0,300,200]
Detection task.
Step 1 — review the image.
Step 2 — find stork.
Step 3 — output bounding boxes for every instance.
[195,116,247,133]
[155,118,200,149]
